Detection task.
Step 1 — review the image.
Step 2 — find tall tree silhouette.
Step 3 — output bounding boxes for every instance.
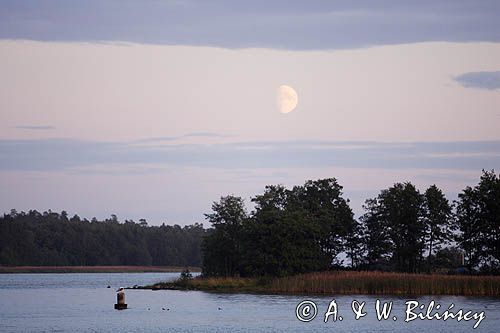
[456,170,500,272]
[202,195,246,276]
[423,185,454,271]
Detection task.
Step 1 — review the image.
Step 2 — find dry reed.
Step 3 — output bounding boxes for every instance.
[268,271,500,296]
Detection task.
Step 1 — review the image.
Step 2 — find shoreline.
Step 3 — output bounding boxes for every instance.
[138,271,500,297]
[0,265,201,274]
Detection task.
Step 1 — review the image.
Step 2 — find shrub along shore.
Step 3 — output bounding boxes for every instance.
[142,271,500,296]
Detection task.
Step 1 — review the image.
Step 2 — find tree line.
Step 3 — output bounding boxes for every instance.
[202,170,500,277]
[0,211,205,267]
[1,170,498,275]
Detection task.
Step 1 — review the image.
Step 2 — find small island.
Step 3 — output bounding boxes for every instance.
[136,171,500,297]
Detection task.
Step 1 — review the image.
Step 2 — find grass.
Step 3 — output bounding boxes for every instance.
[181,277,262,291]
[0,265,201,274]
[145,276,261,291]
[269,271,500,296]
[150,271,500,296]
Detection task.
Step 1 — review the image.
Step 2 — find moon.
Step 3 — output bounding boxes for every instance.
[277,85,298,114]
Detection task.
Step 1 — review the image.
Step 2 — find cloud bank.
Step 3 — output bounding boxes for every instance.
[1,0,500,49]
[455,71,500,90]
[1,138,498,172]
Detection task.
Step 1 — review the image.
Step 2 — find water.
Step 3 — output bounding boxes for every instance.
[0,273,499,332]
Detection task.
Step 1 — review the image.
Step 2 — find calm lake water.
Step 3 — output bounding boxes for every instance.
[0,273,499,332]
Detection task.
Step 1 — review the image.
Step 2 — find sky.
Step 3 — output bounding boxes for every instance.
[1,1,500,225]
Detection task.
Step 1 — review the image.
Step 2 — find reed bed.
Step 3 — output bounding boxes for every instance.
[150,271,500,296]
[269,271,500,296]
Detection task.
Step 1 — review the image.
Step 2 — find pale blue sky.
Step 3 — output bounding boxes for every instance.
[1,1,499,224]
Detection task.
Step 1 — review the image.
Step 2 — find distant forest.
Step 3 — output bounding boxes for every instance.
[1,170,499,277]
[0,212,205,267]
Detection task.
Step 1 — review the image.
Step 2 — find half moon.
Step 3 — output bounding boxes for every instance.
[277,85,298,114]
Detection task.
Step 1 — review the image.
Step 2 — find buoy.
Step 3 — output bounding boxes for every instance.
[114,287,127,310]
